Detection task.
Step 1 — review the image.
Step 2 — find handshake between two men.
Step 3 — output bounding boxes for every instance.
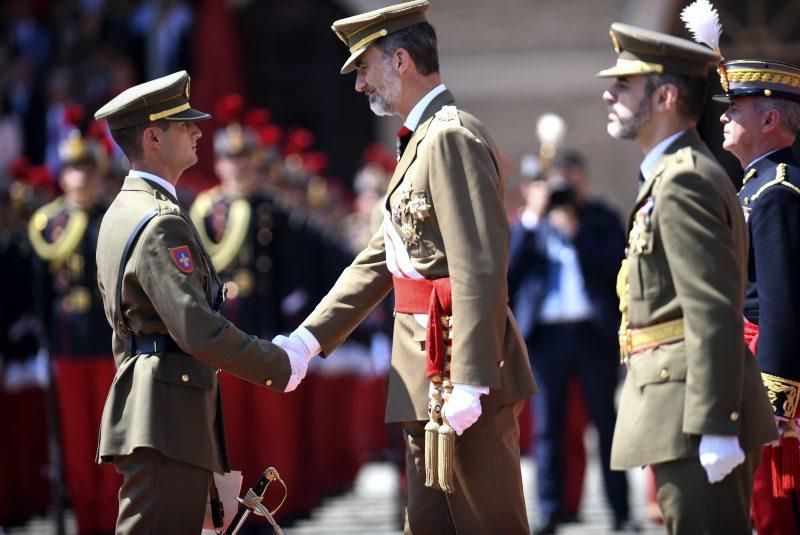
[271,328,484,436]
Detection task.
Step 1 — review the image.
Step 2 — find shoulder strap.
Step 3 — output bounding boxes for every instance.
[115,209,159,336]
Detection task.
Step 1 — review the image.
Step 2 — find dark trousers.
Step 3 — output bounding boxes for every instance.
[652,449,759,534]
[402,401,529,535]
[113,447,210,535]
[528,321,629,523]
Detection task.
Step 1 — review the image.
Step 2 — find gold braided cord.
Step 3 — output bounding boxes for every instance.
[148,102,190,121]
[762,371,800,418]
[28,199,88,265]
[748,163,800,202]
[348,28,388,53]
[727,69,800,88]
[616,258,631,363]
[189,190,251,272]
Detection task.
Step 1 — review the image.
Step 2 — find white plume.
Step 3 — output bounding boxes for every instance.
[680,0,722,51]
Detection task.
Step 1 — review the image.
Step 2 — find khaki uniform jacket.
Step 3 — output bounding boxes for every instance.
[302,90,537,422]
[95,176,291,473]
[611,130,776,470]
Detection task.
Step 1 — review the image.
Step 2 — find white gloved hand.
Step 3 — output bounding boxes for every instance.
[699,434,746,483]
[442,383,487,435]
[273,332,317,392]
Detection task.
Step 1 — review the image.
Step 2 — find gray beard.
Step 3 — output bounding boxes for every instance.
[369,94,396,116]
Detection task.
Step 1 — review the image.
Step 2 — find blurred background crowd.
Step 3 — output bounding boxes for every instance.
[1,0,798,533]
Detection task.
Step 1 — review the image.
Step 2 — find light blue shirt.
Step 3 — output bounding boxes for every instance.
[640,129,686,182]
[403,84,447,132]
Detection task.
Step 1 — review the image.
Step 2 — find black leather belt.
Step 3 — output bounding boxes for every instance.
[125,333,179,355]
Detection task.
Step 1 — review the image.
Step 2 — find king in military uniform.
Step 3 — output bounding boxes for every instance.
[29,128,121,534]
[717,58,800,534]
[271,1,537,532]
[92,71,309,533]
[598,22,777,533]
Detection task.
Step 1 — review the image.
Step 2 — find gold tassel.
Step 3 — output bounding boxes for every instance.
[425,379,442,489]
[424,419,440,489]
[438,380,456,493]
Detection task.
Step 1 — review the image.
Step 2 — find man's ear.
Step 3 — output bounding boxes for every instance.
[395,48,413,75]
[143,125,161,148]
[655,83,679,112]
[762,108,781,134]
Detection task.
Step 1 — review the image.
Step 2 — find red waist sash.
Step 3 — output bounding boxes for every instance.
[393,276,452,380]
[744,317,759,355]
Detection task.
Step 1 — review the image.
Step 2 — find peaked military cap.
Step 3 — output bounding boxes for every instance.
[597,22,720,78]
[331,0,429,74]
[713,59,800,103]
[94,71,210,131]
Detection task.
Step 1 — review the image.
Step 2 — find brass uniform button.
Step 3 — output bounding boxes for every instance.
[265,379,273,386]
[730,411,740,422]
[498,360,505,368]
[181,374,190,383]
[659,368,670,380]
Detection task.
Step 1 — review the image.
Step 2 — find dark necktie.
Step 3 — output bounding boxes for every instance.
[396,125,412,161]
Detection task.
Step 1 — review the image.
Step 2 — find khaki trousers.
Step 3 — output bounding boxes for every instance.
[651,448,760,535]
[113,447,211,535]
[402,401,529,535]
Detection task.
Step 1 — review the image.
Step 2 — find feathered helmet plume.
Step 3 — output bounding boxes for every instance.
[680,0,728,91]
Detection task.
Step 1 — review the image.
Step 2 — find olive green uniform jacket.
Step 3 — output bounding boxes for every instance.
[95,176,291,474]
[611,130,776,470]
[301,90,537,423]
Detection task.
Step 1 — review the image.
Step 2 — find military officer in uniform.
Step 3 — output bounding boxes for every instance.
[272,2,537,533]
[717,59,800,534]
[190,120,285,337]
[598,24,777,533]
[29,130,120,533]
[92,71,310,534]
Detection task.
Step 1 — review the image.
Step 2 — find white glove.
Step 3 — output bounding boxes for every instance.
[273,331,318,392]
[699,434,745,484]
[442,383,488,435]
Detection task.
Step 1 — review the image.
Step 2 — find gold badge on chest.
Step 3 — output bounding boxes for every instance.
[392,178,431,247]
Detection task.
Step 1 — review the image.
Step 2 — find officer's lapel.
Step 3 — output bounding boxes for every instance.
[384,90,456,209]
[627,162,664,229]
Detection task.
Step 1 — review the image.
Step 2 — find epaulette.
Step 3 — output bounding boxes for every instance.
[429,105,462,136]
[748,164,800,204]
[668,147,695,170]
[154,190,181,216]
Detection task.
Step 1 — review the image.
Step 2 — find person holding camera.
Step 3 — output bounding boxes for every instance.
[508,151,633,534]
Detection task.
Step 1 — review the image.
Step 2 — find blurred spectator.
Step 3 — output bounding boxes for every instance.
[29,128,119,534]
[0,90,23,187]
[508,150,632,534]
[130,0,194,79]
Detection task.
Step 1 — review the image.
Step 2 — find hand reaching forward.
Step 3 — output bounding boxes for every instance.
[273,332,317,392]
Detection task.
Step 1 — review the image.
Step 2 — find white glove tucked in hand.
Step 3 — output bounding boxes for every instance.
[442,383,489,435]
[273,328,320,392]
[698,434,745,484]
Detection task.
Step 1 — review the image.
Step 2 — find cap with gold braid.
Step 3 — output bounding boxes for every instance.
[94,71,210,131]
[596,22,720,78]
[331,0,430,74]
[713,59,800,104]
